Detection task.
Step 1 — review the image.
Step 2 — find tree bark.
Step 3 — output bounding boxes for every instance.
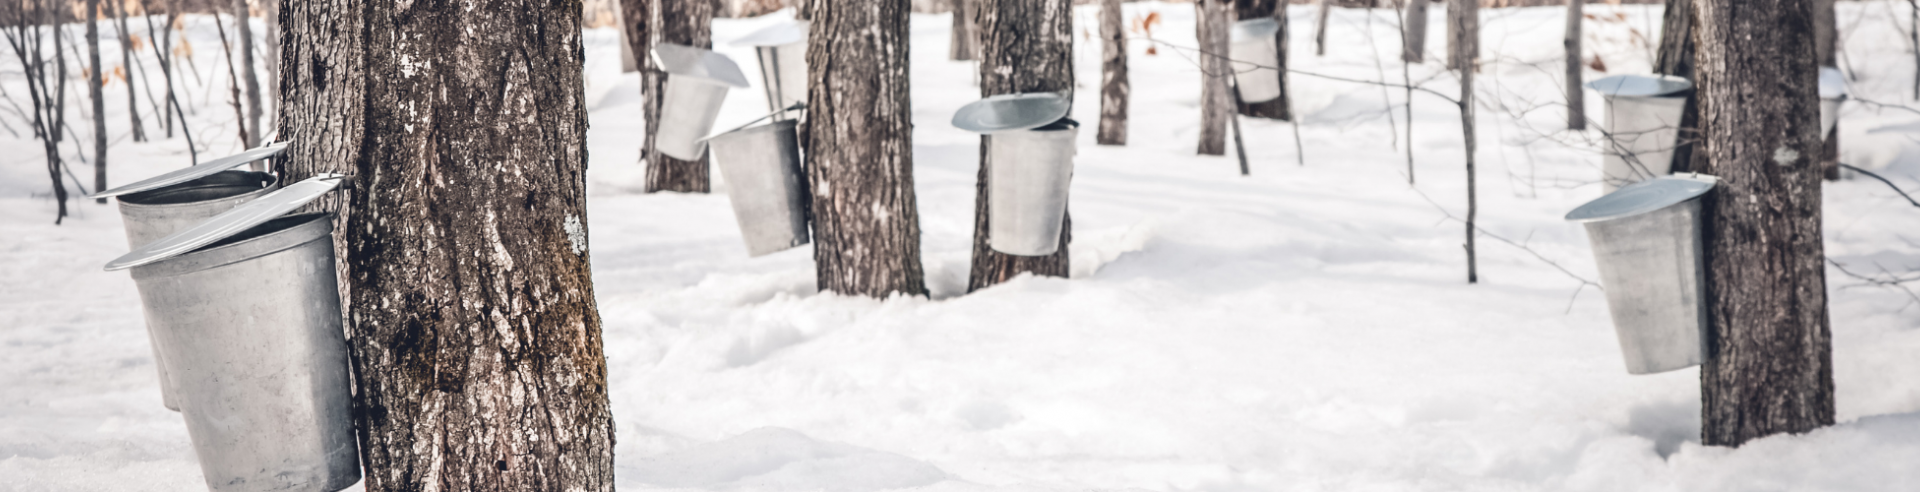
[87,0,108,203]
[232,0,261,149]
[278,1,616,489]
[1564,0,1584,130]
[107,0,146,143]
[1197,0,1231,156]
[1446,0,1475,71]
[1692,0,1834,448]
[805,0,929,298]
[1655,0,1699,174]
[950,0,978,61]
[1814,0,1838,180]
[1403,0,1427,63]
[619,0,652,77]
[1452,0,1477,283]
[641,0,714,193]
[969,0,1073,292]
[1235,0,1291,120]
[1098,0,1127,145]
[1314,0,1331,56]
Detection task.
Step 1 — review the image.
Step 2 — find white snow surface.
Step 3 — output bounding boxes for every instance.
[4,3,1920,491]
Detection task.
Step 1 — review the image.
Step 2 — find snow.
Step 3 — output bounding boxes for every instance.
[4,3,1920,491]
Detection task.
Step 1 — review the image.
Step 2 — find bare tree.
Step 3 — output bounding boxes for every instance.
[1564,0,1584,130]
[1692,0,1834,448]
[806,0,929,297]
[1236,0,1291,120]
[277,1,616,489]
[87,0,108,202]
[951,0,978,61]
[141,0,197,160]
[1403,0,1428,62]
[1197,0,1231,156]
[107,0,146,143]
[968,0,1073,291]
[1451,0,1478,283]
[212,6,250,147]
[4,0,73,222]
[640,0,714,193]
[1315,0,1331,56]
[1098,0,1127,145]
[230,0,261,149]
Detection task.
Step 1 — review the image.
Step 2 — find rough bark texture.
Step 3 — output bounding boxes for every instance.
[1197,0,1231,156]
[1403,0,1427,62]
[232,0,261,148]
[1564,0,1583,130]
[1098,0,1127,145]
[1452,0,1477,283]
[87,0,107,203]
[950,0,978,61]
[969,0,1073,292]
[1235,0,1291,120]
[277,1,616,489]
[1655,0,1699,174]
[806,0,929,298]
[1692,0,1835,448]
[640,0,714,193]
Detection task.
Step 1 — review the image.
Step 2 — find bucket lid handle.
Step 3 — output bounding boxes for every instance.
[104,173,347,272]
[88,142,289,200]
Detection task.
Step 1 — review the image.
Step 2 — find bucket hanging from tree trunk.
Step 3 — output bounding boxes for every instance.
[732,20,809,119]
[1818,67,1848,140]
[1586,75,1692,193]
[953,93,1078,256]
[1565,174,1718,375]
[652,43,752,160]
[707,118,811,257]
[1228,18,1283,104]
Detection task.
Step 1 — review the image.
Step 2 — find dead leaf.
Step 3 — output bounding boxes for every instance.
[1588,54,1608,73]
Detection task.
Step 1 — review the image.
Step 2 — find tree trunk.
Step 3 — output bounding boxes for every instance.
[805,0,929,298]
[1098,0,1127,145]
[1564,0,1584,130]
[1452,0,1477,283]
[950,0,978,61]
[1314,0,1330,56]
[108,0,146,143]
[1403,0,1427,62]
[1814,0,1838,180]
[1236,0,1291,120]
[969,0,1072,292]
[87,0,108,203]
[619,0,652,77]
[277,2,616,489]
[1197,0,1231,156]
[641,0,714,193]
[262,0,279,126]
[232,0,260,149]
[1655,0,1699,174]
[1692,0,1834,448]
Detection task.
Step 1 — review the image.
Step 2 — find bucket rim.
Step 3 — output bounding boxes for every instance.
[129,212,333,280]
[116,171,279,210]
[90,142,288,200]
[1565,174,1718,223]
[1585,74,1692,97]
[953,93,1072,133]
[652,43,752,88]
[107,174,347,272]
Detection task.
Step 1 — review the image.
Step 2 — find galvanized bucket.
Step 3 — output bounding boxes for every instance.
[1565,174,1718,375]
[707,118,810,256]
[1228,18,1283,104]
[1587,75,1692,193]
[91,143,288,412]
[106,176,357,492]
[653,43,752,160]
[734,20,809,117]
[1819,67,1847,139]
[988,119,1079,256]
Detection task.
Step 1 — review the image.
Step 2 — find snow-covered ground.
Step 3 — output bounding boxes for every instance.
[4,3,1919,491]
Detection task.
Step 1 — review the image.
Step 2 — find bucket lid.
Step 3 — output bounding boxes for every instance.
[105,174,346,271]
[89,142,289,200]
[1564,174,1718,223]
[1230,18,1280,42]
[952,93,1072,133]
[652,43,752,88]
[731,20,808,47]
[1818,67,1848,100]
[1585,74,1692,97]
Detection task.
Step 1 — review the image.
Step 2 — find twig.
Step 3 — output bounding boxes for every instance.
[1827,258,1920,307]
[1407,185,1604,292]
[1838,163,1920,209]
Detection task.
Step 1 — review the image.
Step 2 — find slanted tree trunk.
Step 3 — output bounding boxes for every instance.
[1692,0,1834,448]
[1815,0,1839,180]
[87,0,108,203]
[969,0,1072,292]
[1403,0,1427,63]
[1098,0,1127,145]
[1314,0,1331,56]
[107,0,145,143]
[640,0,714,193]
[1655,0,1699,174]
[231,0,260,150]
[1196,0,1231,156]
[1235,0,1291,120]
[277,1,616,489]
[806,0,929,297]
[1564,0,1584,130]
[262,0,278,120]
[1451,0,1477,283]
[951,0,978,61]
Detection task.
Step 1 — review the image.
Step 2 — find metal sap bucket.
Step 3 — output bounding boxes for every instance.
[1565,174,1718,375]
[707,118,810,256]
[953,93,1077,256]
[733,20,809,118]
[1587,75,1693,193]
[1228,18,1283,104]
[91,143,288,411]
[1819,67,1847,139]
[652,43,752,160]
[105,175,358,492]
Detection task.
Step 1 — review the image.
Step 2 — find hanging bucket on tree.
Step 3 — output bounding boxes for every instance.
[652,43,752,160]
[1228,18,1283,104]
[1818,67,1848,140]
[732,20,809,119]
[1586,75,1692,193]
[105,175,359,492]
[1565,174,1718,375]
[954,93,1077,256]
[706,118,810,257]
[89,143,288,412]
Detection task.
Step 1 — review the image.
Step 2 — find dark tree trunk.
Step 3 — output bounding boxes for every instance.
[107,0,146,143]
[969,0,1072,292]
[1235,0,1291,120]
[805,0,929,298]
[1691,0,1835,448]
[232,0,261,149]
[951,0,978,61]
[641,0,713,193]
[1314,0,1330,56]
[1403,0,1427,62]
[1452,0,1477,283]
[1197,0,1230,156]
[1655,0,1700,174]
[1564,0,1584,130]
[1098,0,1127,144]
[277,1,616,489]
[87,0,108,203]
[618,0,651,76]
[1446,0,1475,71]
[1814,0,1838,180]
